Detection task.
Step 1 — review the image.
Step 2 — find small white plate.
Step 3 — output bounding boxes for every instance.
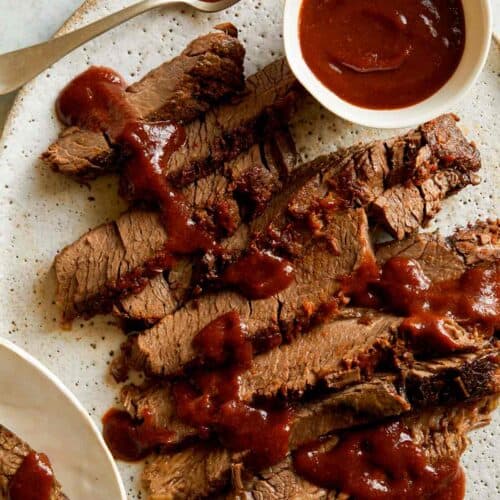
[284,0,493,128]
[0,338,126,500]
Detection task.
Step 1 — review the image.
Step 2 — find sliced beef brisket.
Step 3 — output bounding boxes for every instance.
[225,397,497,500]
[0,425,66,500]
[42,26,246,179]
[113,130,299,325]
[124,207,373,376]
[159,57,299,187]
[120,345,498,459]
[55,129,298,321]
[140,373,498,500]
[107,116,481,329]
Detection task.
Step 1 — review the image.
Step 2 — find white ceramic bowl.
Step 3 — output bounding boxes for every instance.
[284,0,492,129]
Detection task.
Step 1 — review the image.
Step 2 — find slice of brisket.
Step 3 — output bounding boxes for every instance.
[55,129,298,321]
[121,346,498,460]
[0,425,67,500]
[42,26,246,179]
[329,114,481,239]
[225,397,497,500]
[159,57,299,187]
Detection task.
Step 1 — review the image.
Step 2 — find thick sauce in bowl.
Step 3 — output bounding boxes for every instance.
[299,0,465,109]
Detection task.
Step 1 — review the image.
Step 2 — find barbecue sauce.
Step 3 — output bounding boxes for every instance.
[223,249,295,299]
[342,256,500,354]
[173,310,292,469]
[299,0,465,109]
[8,452,54,500]
[118,121,217,255]
[293,421,465,500]
[56,66,134,136]
[102,407,174,461]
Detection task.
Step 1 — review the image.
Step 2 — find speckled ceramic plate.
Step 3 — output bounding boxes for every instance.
[0,0,498,498]
[0,337,126,499]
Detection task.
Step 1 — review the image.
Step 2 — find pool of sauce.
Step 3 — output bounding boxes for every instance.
[8,452,54,500]
[102,408,174,461]
[299,0,465,109]
[173,310,292,469]
[342,257,499,354]
[293,421,465,499]
[222,248,295,299]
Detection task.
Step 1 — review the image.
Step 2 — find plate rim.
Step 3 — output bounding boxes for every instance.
[0,336,127,500]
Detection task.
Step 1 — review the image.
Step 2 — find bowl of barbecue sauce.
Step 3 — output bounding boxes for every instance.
[284,0,492,128]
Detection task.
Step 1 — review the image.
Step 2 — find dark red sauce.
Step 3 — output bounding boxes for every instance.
[56,66,135,136]
[8,452,54,500]
[293,421,465,500]
[119,121,217,255]
[223,248,295,299]
[193,311,253,366]
[173,310,292,469]
[102,407,174,461]
[299,0,465,109]
[342,257,499,354]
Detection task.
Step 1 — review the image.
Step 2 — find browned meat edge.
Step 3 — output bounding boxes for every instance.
[41,25,246,180]
[0,424,67,499]
[111,114,482,328]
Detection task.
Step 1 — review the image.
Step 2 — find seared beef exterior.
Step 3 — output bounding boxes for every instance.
[225,397,497,500]
[55,128,298,321]
[0,425,66,500]
[42,26,246,179]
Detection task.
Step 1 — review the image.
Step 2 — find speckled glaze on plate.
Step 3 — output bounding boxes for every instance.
[0,337,126,499]
[0,1,498,497]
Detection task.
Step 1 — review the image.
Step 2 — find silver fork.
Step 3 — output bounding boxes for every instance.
[0,0,240,95]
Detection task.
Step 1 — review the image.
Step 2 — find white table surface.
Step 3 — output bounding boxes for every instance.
[0,0,499,137]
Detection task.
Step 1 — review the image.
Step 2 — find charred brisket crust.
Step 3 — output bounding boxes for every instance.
[404,353,499,407]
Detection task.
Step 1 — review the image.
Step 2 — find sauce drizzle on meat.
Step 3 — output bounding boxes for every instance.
[223,248,295,299]
[299,0,465,109]
[56,66,134,137]
[119,121,217,255]
[342,256,500,354]
[293,421,465,500]
[173,310,292,469]
[8,452,55,500]
[102,408,174,462]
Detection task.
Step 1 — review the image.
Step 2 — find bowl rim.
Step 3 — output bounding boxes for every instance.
[283,0,493,129]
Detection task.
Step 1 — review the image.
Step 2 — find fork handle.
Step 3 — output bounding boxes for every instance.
[0,0,177,95]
